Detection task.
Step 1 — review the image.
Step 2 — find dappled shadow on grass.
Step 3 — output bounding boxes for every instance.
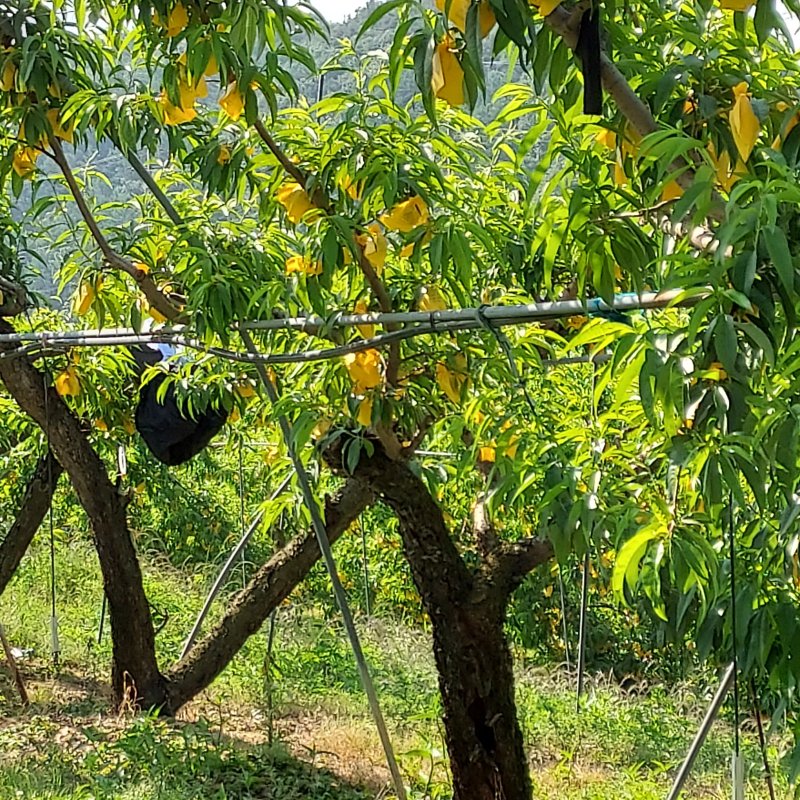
[0,658,375,800]
[0,711,372,800]
[0,660,111,717]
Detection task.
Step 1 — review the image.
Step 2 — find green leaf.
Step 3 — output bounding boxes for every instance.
[413,33,436,120]
[357,0,408,42]
[714,314,738,372]
[738,321,775,366]
[764,226,795,294]
[754,0,777,45]
[612,524,661,600]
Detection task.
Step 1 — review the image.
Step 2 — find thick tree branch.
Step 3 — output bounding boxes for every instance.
[0,276,28,318]
[49,138,182,323]
[0,451,63,597]
[332,440,473,606]
[0,320,166,708]
[165,477,373,711]
[483,537,554,599]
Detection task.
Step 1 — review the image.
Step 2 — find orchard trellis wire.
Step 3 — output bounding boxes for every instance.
[0,288,701,361]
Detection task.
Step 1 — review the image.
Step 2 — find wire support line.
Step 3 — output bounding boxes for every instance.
[179,473,293,660]
[0,289,700,366]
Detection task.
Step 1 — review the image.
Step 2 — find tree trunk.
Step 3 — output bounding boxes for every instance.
[165,477,372,712]
[347,444,552,800]
[431,601,531,799]
[0,322,167,709]
[0,451,63,596]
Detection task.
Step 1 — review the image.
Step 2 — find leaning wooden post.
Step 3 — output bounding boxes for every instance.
[0,624,29,705]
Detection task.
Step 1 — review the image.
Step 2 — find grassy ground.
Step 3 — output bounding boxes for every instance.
[0,540,791,799]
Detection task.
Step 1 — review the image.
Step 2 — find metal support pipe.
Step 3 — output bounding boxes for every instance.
[0,288,701,346]
[576,550,590,706]
[0,290,702,366]
[666,662,735,800]
[179,474,293,660]
[239,329,407,800]
[577,440,605,707]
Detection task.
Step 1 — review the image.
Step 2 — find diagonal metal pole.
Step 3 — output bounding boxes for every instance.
[179,474,293,660]
[666,662,735,800]
[240,329,407,800]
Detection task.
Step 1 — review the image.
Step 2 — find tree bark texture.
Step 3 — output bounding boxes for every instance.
[165,477,373,712]
[0,322,167,709]
[0,451,63,596]
[349,445,552,800]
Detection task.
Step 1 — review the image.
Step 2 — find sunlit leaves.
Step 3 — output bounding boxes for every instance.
[10,0,800,753]
[612,523,663,599]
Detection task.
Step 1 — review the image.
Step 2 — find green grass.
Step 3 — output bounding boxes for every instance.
[0,714,370,800]
[0,540,792,799]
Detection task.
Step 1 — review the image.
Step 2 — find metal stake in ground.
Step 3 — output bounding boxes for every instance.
[239,329,407,800]
[577,437,605,707]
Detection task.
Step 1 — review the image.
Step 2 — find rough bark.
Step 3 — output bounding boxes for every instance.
[0,276,27,318]
[0,451,63,596]
[165,477,373,712]
[0,321,167,709]
[346,444,553,800]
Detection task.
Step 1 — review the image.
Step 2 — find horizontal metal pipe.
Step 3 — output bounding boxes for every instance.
[0,289,701,366]
[0,289,698,344]
[239,288,696,331]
